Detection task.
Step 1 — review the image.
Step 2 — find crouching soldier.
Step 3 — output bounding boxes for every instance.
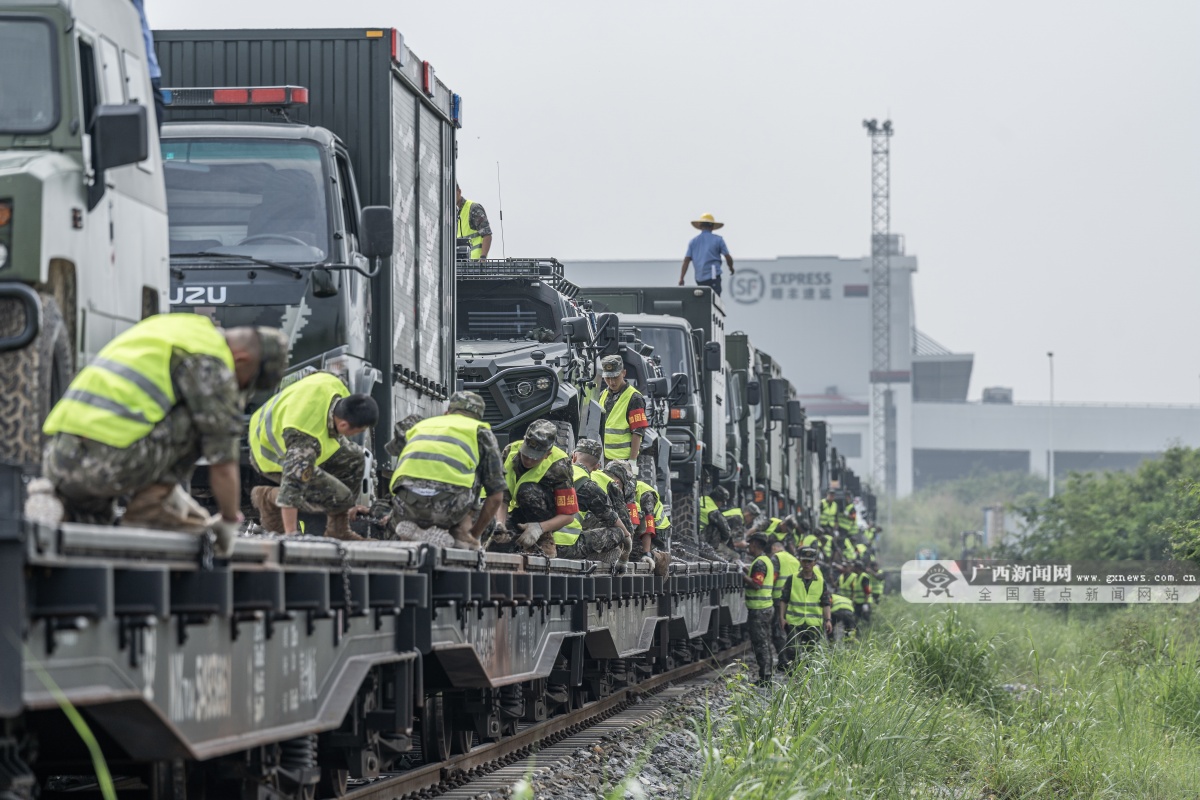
[633,475,671,576]
[558,439,632,565]
[497,420,578,558]
[39,314,287,555]
[248,371,378,540]
[387,391,505,549]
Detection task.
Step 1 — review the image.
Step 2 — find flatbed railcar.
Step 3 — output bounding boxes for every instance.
[0,467,746,799]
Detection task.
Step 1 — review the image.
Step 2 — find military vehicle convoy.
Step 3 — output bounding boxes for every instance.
[0,0,170,467]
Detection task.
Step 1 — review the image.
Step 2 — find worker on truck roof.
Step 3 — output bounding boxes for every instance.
[248,371,378,542]
[387,391,506,550]
[679,212,734,296]
[456,182,492,259]
[37,315,287,554]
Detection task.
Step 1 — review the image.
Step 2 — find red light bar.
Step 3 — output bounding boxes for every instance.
[422,60,435,98]
[391,28,406,66]
[163,86,309,110]
[250,87,285,104]
[213,88,249,104]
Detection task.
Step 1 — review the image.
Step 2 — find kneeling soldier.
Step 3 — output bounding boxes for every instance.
[249,371,377,540]
[387,391,505,549]
[499,420,578,558]
[558,439,632,565]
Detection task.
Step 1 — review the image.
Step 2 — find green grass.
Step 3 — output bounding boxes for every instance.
[687,602,1200,799]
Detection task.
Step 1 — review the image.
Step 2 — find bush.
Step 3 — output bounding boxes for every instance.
[899,607,1009,713]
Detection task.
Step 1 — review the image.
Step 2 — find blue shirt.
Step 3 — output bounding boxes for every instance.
[685,230,730,281]
[131,0,161,79]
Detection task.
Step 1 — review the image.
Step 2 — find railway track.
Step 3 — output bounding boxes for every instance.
[338,641,750,800]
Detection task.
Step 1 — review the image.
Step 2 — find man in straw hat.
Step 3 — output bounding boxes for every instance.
[679,212,734,296]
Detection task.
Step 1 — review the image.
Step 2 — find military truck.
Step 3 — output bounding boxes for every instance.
[154,27,460,494]
[577,286,728,543]
[724,331,763,507]
[0,0,170,466]
[456,258,607,452]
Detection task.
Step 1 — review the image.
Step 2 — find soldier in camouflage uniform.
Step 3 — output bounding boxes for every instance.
[40,318,288,555]
[494,420,578,558]
[558,439,631,565]
[743,533,776,685]
[248,371,379,541]
[387,391,506,550]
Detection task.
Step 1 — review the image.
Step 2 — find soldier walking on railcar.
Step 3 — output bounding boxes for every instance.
[248,371,378,541]
[494,420,579,558]
[743,533,776,686]
[386,391,506,549]
[37,315,288,556]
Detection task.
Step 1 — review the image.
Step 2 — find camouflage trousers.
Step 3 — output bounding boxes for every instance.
[390,482,478,532]
[783,623,824,665]
[747,608,775,680]
[44,405,203,523]
[771,611,788,666]
[256,440,364,515]
[557,525,630,565]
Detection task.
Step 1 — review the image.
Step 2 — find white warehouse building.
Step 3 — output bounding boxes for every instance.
[565,242,1200,497]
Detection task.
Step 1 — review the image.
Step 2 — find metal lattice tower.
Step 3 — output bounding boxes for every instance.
[863,119,894,495]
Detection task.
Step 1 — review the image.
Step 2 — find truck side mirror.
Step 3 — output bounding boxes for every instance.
[647,376,668,398]
[787,400,805,426]
[593,313,620,356]
[93,105,149,173]
[768,378,788,409]
[561,315,591,344]
[311,267,338,298]
[788,424,804,439]
[668,372,691,404]
[770,407,785,422]
[745,380,761,406]
[360,206,394,259]
[703,340,722,372]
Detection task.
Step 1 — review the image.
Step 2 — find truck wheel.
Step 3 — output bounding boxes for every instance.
[551,420,575,455]
[0,294,72,467]
[672,486,698,548]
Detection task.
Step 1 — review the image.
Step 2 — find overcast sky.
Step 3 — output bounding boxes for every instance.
[152,1,1200,405]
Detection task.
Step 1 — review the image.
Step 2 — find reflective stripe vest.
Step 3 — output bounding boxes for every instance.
[763,517,786,542]
[390,412,487,490]
[699,494,720,526]
[636,480,669,533]
[43,314,234,448]
[504,445,569,512]
[785,572,826,628]
[746,553,775,610]
[831,593,855,614]
[598,383,642,460]
[250,371,348,475]
[722,507,742,522]
[773,549,800,601]
[839,503,857,533]
[839,571,868,605]
[819,499,838,528]
[800,534,819,549]
[458,200,483,259]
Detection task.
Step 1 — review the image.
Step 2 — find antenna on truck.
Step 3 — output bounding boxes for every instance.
[496,161,507,258]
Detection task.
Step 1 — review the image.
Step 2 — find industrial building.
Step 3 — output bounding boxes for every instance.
[565,243,1200,497]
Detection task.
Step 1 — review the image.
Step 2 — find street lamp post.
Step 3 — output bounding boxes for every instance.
[1048,351,1055,498]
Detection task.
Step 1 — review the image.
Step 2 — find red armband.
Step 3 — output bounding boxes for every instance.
[646,516,656,534]
[627,502,641,525]
[627,408,650,429]
[554,488,579,515]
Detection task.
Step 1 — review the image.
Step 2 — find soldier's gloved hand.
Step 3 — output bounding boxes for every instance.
[516,522,544,549]
[211,515,242,557]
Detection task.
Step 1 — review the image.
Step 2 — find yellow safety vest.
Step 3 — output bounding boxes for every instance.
[458,200,483,259]
[763,517,787,542]
[635,480,670,532]
[773,549,800,601]
[785,573,826,628]
[504,445,569,512]
[43,314,234,448]
[389,412,488,490]
[819,499,838,528]
[598,383,642,460]
[249,371,348,475]
[746,553,775,610]
[800,534,819,549]
[839,571,868,605]
[831,593,855,614]
[699,494,720,526]
[722,506,742,522]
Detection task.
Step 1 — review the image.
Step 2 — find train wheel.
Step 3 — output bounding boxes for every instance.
[420,695,453,763]
[316,768,349,798]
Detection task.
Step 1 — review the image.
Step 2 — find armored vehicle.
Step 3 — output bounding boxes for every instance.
[0,0,169,466]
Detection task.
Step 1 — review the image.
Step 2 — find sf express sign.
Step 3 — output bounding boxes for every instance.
[729,269,838,305]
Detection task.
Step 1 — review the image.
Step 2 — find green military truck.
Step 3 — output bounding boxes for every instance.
[0,0,170,466]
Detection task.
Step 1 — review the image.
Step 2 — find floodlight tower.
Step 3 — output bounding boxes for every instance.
[863,118,894,495]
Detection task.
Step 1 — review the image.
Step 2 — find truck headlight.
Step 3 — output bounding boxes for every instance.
[0,243,8,269]
[536,377,551,391]
[515,380,534,398]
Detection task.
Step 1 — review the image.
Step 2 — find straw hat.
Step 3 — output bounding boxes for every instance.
[690,212,724,230]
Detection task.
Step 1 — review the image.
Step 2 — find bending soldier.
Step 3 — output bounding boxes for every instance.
[829,593,858,640]
[248,371,377,540]
[499,420,578,558]
[559,439,632,565]
[387,391,505,549]
[699,486,733,555]
[632,476,671,575]
[40,315,287,554]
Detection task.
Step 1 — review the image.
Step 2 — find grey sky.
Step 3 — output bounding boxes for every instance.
[152,1,1200,404]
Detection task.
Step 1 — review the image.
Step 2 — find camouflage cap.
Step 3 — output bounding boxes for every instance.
[447,390,486,418]
[600,355,625,378]
[747,533,770,548]
[574,438,603,459]
[710,485,730,503]
[255,328,290,391]
[520,419,558,460]
[603,458,635,490]
[744,502,761,516]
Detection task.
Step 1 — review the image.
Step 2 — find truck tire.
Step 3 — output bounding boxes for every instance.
[552,419,575,455]
[0,294,72,467]
[671,485,698,547]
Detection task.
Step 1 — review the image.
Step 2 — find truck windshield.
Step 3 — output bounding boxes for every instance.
[0,19,57,134]
[162,138,331,261]
[458,292,558,340]
[637,326,691,379]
